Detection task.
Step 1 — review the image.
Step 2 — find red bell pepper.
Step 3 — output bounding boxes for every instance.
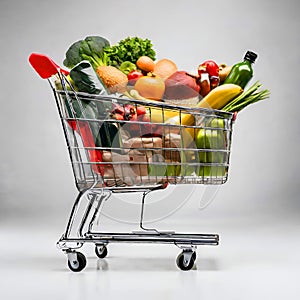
[198,60,219,77]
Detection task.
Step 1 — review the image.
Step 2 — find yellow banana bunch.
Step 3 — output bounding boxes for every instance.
[197,83,243,110]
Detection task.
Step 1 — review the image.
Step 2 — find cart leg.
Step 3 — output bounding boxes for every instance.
[59,189,111,240]
[78,192,98,237]
[137,189,175,234]
[61,189,92,240]
[139,190,160,233]
[88,190,111,233]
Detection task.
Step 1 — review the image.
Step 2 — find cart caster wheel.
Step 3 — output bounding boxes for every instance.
[176,250,196,271]
[95,245,108,259]
[67,251,86,272]
[192,251,197,261]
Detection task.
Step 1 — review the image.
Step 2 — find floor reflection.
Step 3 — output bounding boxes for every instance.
[95,256,220,272]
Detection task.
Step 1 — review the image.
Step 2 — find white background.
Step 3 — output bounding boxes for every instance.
[0,0,300,299]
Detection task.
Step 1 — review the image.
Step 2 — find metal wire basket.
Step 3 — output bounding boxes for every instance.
[53,78,235,192]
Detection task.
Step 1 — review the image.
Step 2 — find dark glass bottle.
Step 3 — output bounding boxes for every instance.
[224,51,258,88]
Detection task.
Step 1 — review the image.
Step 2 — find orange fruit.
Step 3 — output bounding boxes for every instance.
[134,75,165,101]
[136,56,155,73]
[153,58,178,80]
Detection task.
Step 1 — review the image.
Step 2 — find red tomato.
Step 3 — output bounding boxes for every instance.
[127,70,143,85]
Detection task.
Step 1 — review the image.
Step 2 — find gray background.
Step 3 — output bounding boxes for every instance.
[0,0,299,299]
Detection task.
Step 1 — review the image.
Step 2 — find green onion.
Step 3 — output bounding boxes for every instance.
[222,81,270,112]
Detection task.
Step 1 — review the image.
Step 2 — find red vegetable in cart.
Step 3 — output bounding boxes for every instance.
[199,73,211,97]
[198,60,220,89]
[198,60,219,77]
[110,103,155,134]
[127,70,143,85]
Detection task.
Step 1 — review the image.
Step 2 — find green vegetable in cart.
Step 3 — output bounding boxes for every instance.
[119,61,137,75]
[63,36,111,69]
[180,150,197,176]
[69,61,108,95]
[69,61,114,117]
[148,158,181,178]
[65,97,102,147]
[195,118,227,177]
[98,121,123,150]
[221,81,270,113]
[103,36,156,67]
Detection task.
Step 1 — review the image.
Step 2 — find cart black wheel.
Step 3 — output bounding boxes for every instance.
[67,252,87,272]
[95,245,108,259]
[192,251,197,262]
[176,251,195,271]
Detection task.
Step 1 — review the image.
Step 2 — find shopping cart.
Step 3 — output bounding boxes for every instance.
[29,53,236,271]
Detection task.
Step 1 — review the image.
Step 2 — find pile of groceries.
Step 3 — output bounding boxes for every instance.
[42,36,271,185]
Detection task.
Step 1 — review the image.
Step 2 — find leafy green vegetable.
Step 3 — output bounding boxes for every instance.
[69,61,113,118]
[63,36,110,69]
[69,61,108,94]
[222,81,270,112]
[104,36,156,67]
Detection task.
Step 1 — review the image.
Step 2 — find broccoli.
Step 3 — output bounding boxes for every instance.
[63,36,111,69]
[63,40,82,68]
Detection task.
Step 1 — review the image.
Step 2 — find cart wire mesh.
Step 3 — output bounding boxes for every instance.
[51,75,235,192]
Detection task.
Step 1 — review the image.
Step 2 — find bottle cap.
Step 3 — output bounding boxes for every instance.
[244,51,258,63]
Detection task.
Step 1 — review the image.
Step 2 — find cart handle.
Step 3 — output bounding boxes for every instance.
[28,53,104,177]
[28,53,69,79]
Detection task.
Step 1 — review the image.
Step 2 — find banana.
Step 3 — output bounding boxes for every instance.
[197,83,243,110]
[146,107,179,123]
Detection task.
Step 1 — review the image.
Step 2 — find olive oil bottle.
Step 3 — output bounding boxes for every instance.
[224,51,258,88]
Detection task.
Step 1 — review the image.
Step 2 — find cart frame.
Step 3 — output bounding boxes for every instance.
[47,70,234,272]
